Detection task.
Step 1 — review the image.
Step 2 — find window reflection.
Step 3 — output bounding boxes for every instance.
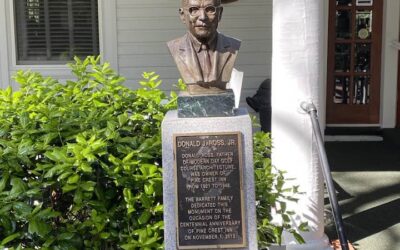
[27,0,41,23]
[356,10,372,39]
[336,10,351,39]
[337,0,352,6]
[353,76,370,104]
[334,77,350,104]
[355,43,370,72]
[335,44,351,72]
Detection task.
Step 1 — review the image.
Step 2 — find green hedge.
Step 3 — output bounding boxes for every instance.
[0,56,305,249]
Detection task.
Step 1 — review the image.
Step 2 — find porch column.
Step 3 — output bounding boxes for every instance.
[271,0,331,249]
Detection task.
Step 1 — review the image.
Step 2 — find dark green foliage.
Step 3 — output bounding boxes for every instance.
[0,56,305,249]
[0,56,175,249]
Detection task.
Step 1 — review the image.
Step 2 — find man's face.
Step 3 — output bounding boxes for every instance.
[180,0,223,43]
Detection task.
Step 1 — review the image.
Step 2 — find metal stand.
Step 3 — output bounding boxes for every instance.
[300,102,350,250]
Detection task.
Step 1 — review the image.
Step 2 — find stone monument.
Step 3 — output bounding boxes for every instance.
[162,0,257,249]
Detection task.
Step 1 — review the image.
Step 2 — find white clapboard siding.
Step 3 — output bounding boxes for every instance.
[0,50,6,89]
[9,68,80,82]
[120,52,270,68]
[116,0,272,105]
[118,17,270,31]
[118,39,271,55]
[119,28,270,42]
[120,64,271,80]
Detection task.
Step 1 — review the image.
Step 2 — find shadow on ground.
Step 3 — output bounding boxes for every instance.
[325,141,400,172]
[324,138,400,250]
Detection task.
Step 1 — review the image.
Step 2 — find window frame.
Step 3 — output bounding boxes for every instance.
[13,0,100,65]
[2,0,117,73]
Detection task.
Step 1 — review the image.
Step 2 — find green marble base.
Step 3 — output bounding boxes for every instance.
[177,90,235,118]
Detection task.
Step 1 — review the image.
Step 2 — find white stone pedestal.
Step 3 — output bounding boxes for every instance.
[162,108,257,249]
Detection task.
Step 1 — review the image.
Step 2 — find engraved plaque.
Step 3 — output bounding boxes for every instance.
[174,132,246,249]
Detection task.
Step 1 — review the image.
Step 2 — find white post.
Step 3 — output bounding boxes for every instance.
[271,0,331,249]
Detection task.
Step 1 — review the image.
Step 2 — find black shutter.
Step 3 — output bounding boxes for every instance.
[14,0,99,65]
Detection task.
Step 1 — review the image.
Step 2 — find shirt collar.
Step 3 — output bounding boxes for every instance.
[188,32,217,53]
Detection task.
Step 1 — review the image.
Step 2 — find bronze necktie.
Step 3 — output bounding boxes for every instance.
[201,43,211,82]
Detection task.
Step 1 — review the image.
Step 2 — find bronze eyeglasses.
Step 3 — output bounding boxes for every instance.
[186,5,220,17]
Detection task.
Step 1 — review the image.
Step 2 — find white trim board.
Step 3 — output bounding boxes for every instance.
[0,0,10,88]
[99,0,118,70]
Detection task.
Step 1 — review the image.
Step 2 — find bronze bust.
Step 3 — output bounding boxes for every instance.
[167,0,241,93]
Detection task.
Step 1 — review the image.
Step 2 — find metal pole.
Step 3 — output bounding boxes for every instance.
[300,102,350,250]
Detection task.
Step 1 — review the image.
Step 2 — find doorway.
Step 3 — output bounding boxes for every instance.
[326,0,383,124]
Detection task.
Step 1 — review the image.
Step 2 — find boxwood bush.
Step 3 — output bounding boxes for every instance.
[0,56,304,249]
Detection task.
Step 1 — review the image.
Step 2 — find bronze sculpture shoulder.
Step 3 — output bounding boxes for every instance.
[167,32,240,88]
[218,33,241,52]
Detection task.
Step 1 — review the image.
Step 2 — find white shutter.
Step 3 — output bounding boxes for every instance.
[14,0,99,65]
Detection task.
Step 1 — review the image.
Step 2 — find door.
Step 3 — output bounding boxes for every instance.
[326,0,383,124]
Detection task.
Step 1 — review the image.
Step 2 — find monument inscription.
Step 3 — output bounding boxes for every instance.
[174,132,246,249]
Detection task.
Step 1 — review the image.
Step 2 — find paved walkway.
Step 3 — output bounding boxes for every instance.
[325,138,400,250]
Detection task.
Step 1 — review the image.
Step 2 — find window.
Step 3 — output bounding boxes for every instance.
[14,0,99,65]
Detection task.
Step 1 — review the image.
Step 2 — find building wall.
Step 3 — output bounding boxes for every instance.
[1,0,398,127]
[380,0,400,128]
[115,0,272,106]
[0,0,118,89]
